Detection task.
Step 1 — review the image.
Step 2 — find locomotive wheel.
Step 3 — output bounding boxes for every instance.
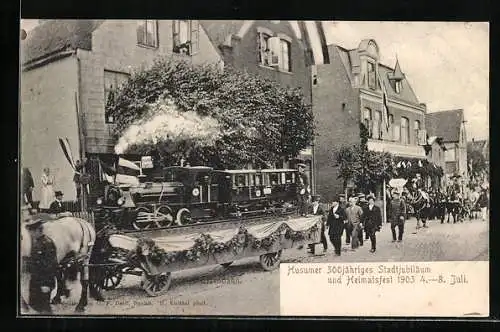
[155,205,175,228]
[142,272,172,297]
[176,208,193,225]
[101,266,123,290]
[259,250,282,271]
[133,206,153,230]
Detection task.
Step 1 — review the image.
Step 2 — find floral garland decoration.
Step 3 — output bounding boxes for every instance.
[285,223,319,242]
[133,222,319,267]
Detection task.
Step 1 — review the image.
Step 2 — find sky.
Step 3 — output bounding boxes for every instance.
[20,20,489,140]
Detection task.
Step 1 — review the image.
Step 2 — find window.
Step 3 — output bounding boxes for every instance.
[395,80,402,93]
[401,116,410,144]
[445,148,456,162]
[279,39,291,72]
[258,32,272,66]
[137,20,158,48]
[172,20,199,55]
[258,32,292,72]
[393,122,400,142]
[414,120,421,144]
[367,61,376,89]
[363,108,372,138]
[104,70,130,124]
[388,114,394,140]
[373,110,382,139]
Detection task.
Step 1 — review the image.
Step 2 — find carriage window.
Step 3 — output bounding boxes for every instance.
[248,174,255,186]
[263,174,270,186]
[270,173,279,185]
[281,173,286,184]
[236,174,247,187]
[285,172,294,184]
[255,174,262,186]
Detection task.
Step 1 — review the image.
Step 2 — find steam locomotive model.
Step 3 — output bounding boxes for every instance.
[94,166,302,230]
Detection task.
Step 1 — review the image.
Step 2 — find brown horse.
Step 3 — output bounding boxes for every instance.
[21,214,99,313]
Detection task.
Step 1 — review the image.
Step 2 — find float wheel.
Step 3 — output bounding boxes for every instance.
[101,266,123,290]
[142,272,172,297]
[259,250,282,271]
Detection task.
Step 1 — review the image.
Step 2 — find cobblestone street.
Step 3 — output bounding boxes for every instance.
[48,216,488,316]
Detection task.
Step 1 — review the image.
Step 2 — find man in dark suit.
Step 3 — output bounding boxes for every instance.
[49,191,66,214]
[22,168,35,207]
[326,196,347,256]
[307,195,327,252]
[362,194,382,253]
[389,191,407,242]
[297,163,311,216]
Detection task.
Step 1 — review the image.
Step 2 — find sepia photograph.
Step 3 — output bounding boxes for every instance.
[19,19,489,317]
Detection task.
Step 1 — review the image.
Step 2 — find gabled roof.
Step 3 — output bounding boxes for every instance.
[199,20,245,49]
[468,139,488,151]
[425,109,464,143]
[388,58,405,80]
[21,19,104,65]
[334,44,420,105]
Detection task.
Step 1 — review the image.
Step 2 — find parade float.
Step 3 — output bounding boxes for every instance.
[95,215,321,296]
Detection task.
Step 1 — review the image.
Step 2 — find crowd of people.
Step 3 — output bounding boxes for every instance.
[298,178,489,258]
[304,191,408,256]
[22,165,84,216]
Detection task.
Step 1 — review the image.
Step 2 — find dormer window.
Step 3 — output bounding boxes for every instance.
[367,61,376,89]
[257,29,292,72]
[395,80,402,93]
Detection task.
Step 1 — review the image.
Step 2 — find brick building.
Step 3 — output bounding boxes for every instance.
[199,20,324,186]
[311,39,428,201]
[424,136,447,189]
[426,109,468,184]
[21,20,222,201]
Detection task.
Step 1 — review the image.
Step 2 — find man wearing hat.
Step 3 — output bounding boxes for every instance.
[22,205,58,314]
[49,191,66,215]
[362,194,382,253]
[296,163,311,216]
[388,190,407,242]
[345,196,364,250]
[307,195,328,252]
[357,193,369,240]
[326,196,347,256]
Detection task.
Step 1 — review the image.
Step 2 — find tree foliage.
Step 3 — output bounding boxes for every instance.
[106,57,314,168]
[335,123,396,193]
[467,146,487,177]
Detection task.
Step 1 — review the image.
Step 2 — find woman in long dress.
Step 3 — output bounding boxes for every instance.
[39,167,54,212]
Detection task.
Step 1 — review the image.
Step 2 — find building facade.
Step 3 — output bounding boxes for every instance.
[311,39,428,201]
[21,19,222,201]
[424,136,447,189]
[426,109,468,185]
[199,20,321,186]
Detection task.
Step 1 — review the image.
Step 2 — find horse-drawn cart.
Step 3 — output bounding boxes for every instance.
[95,215,321,296]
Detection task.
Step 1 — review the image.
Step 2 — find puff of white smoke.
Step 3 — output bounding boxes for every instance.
[114,98,222,155]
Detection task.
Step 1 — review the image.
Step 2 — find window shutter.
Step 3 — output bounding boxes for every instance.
[172,21,180,46]
[257,33,262,63]
[190,20,199,53]
[268,37,281,66]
